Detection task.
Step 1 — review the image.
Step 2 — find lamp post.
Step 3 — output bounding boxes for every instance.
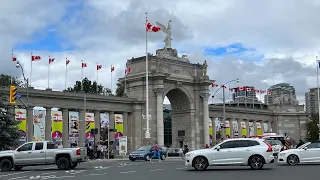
[212,79,239,138]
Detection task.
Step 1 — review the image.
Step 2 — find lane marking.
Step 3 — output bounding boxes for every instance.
[8,176,27,180]
[120,171,136,174]
[149,169,164,171]
[176,167,188,169]
[0,172,29,178]
[41,172,56,175]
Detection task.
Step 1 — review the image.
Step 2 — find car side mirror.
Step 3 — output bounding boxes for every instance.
[303,147,307,150]
[215,146,221,151]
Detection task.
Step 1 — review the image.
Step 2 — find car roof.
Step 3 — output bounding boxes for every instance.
[224,138,263,142]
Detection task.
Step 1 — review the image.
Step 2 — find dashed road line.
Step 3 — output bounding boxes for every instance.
[176,167,188,169]
[149,169,164,171]
[120,171,136,174]
[8,176,27,180]
[0,172,29,178]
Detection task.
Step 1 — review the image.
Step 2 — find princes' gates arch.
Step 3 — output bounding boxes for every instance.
[121,48,214,149]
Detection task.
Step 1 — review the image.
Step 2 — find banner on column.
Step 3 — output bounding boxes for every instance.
[256,122,262,135]
[100,113,110,129]
[33,110,45,141]
[114,114,123,139]
[263,122,268,133]
[15,109,27,142]
[241,121,246,137]
[119,136,127,155]
[69,111,79,143]
[209,118,213,142]
[86,112,95,142]
[225,120,230,138]
[248,122,254,136]
[215,118,221,139]
[232,121,239,137]
[52,111,62,142]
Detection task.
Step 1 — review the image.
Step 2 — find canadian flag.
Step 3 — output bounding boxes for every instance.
[66,59,70,65]
[146,20,161,32]
[97,64,102,70]
[49,58,55,64]
[267,91,271,95]
[246,88,252,92]
[211,83,218,87]
[12,57,17,61]
[238,87,244,91]
[111,66,115,72]
[32,55,41,61]
[125,67,131,74]
[82,62,87,68]
[229,88,233,92]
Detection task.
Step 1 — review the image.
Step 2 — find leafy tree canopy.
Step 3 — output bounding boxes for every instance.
[115,81,125,97]
[67,77,111,95]
[0,74,23,88]
[306,114,320,142]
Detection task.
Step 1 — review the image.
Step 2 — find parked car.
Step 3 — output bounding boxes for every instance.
[129,146,166,161]
[0,141,87,172]
[265,139,283,156]
[185,138,274,171]
[278,141,320,165]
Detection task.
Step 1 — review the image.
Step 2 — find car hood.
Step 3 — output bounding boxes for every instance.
[0,150,14,154]
[189,149,211,154]
[131,150,150,154]
[280,149,301,154]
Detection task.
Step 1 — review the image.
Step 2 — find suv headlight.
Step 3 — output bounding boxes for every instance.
[186,153,194,157]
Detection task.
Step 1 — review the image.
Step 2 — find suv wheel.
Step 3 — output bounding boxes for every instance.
[56,157,70,170]
[287,155,299,165]
[249,156,264,170]
[0,159,13,172]
[193,157,208,171]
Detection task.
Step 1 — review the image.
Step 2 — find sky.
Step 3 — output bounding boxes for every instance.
[1,0,320,105]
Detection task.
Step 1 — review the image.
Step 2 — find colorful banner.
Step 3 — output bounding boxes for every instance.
[225,120,230,138]
[241,121,246,137]
[114,114,123,139]
[33,110,45,141]
[256,122,263,135]
[232,121,239,137]
[100,113,110,129]
[15,109,26,142]
[263,122,268,133]
[86,112,95,142]
[69,111,79,143]
[209,118,213,142]
[119,136,128,155]
[248,122,254,136]
[52,111,62,142]
[215,118,221,139]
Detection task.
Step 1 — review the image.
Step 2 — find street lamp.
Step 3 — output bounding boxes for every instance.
[212,79,239,138]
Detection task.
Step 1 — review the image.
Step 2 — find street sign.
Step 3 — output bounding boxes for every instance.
[16,93,22,99]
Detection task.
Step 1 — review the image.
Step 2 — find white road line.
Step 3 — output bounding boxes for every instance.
[0,172,29,178]
[116,166,124,167]
[41,172,56,175]
[149,169,164,171]
[8,176,27,180]
[120,171,136,174]
[43,166,56,170]
[176,167,187,169]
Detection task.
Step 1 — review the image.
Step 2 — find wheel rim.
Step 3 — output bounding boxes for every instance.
[194,158,206,170]
[2,162,10,170]
[146,156,150,160]
[59,160,67,169]
[288,155,298,165]
[251,157,263,169]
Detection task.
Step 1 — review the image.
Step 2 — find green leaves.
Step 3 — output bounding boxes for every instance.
[67,77,111,95]
[306,114,320,142]
[0,74,24,88]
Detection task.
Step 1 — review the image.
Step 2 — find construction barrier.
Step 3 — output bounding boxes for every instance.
[285,140,291,149]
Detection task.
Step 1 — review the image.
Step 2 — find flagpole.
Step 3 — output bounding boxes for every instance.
[65,58,68,91]
[252,90,255,108]
[48,56,50,89]
[30,52,33,87]
[124,69,127,96]
[81,60,84,82]
[111,65,113,94]
[145,12,150,138]
[316,57,320,140]
[96,63,99,93]
[12,49,14,61]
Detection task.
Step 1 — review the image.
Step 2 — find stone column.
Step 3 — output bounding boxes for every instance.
[94,110,100,145]
[62,109,69,148]
[237,119,241,137]
[123,112,128,136]
[245,120,250,137]
[154,89,164,146]
[79,109,86,147]
[268,121,272,133]
[229,118,233,138]
[200,93,210,146]
[109,111,115,141]
[27,107,34,142]
[45,107,52,141]
[211,117,216,145]
[253,121,257,136]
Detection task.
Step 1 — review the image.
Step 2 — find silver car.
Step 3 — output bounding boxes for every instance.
[265,139,283,156]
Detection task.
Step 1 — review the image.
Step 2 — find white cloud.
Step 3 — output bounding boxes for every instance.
[1,0,319,106]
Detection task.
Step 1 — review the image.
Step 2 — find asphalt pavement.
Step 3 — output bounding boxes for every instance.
[1,159,320,180]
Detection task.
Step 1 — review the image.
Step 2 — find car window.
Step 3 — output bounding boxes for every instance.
[220,141,235,149]
[306,142,320,149]
[35,143,43,150]
[47,143,56,149]
[19,143,33,151]
[248,140,260,146]
[234,140,248,148]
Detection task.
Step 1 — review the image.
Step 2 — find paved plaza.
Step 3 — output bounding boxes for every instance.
[0,159,319,180]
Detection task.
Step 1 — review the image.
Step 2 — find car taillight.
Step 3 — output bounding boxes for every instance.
[76,149,81,156]
[264,141,273,152]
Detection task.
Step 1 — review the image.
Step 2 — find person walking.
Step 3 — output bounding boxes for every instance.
[150,143,161,162]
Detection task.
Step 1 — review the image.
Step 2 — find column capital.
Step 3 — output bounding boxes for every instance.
[154,88,164,95]
[61,108,68,112]
[200,93,210,100]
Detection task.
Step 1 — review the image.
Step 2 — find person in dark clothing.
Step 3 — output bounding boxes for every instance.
[205,144,210,148]
[296,140,304,148]
[151,143,161,162]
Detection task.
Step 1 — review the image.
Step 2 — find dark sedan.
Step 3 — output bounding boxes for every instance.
[129,146,166,161]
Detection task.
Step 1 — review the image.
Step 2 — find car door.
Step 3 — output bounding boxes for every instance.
[14,142,34,165]
[30,142,46,164]
[299,142,320,163]
[211,141,235,164]
[232,140,252,164]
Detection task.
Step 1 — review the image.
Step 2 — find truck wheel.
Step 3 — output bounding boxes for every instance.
[70,163,78,169]
[14,166,23,171]
[0,159,13,172]
[56,157,70,170]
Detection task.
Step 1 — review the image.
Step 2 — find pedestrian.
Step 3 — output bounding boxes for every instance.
[150,143,161,162]
[205,144,209,149]
[96,143,102,159]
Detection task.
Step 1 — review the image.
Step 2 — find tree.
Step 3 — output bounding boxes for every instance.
[115,81,125,97]
[0,74,24,88]
[306,114,320,142]
[0,91,20,150]
[67,77,111,95]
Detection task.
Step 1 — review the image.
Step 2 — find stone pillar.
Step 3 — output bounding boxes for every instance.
[45,107,52,141]
[211,117,216,145]
[109,111,115,141]
[200,93,210,146]
[268,121,272,132]
[253,121,257,136]
[123,112,128,136]
[155,89,164,146]
[237,119,241,137]
[27,107,34,142]
[245,120,249,137]
[229,118,233,138]
[62,109,69,148]
[79,109,86,147]
[94,110,100,145]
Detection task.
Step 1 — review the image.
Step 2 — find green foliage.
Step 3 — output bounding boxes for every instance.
[115,82,125,97]
[0,74,23,88]
[306,114,320,142]
[67,77,111,95]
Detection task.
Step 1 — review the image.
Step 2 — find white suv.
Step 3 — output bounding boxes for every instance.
[185,138,274,171]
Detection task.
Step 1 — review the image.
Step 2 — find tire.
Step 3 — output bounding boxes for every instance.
[287,155,299,166]
[70,163,78,169]
[249,156,264,170]
[145,155,150,161]
[56,157,70,170]
[130,159,136,161]
[0,159,13,172]
[192,157,208,171]
[161,155,166,160]
[14,166,23,171]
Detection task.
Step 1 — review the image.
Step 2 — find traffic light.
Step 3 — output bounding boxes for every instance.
[9,85,17,104]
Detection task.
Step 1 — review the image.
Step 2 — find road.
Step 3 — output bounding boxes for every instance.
[1,159,320,180]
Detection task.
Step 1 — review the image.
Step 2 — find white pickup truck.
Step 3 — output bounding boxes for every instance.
[0,141,87,172]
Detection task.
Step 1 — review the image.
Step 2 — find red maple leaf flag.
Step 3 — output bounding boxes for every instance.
[146,20,161,32]
[229,88,233,92]
[66,59,70,65]
[125,67,131,74]
[32,55,41,61]
[49,58,55,64]
[12,57,17,61]
[82,62,87,68]
[267,91,271,95]
[211,83,219,87]
[111,66,115,72]
[97,64,102,70]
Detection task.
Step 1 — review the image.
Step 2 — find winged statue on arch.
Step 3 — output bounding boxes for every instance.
[156,20,172,49]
